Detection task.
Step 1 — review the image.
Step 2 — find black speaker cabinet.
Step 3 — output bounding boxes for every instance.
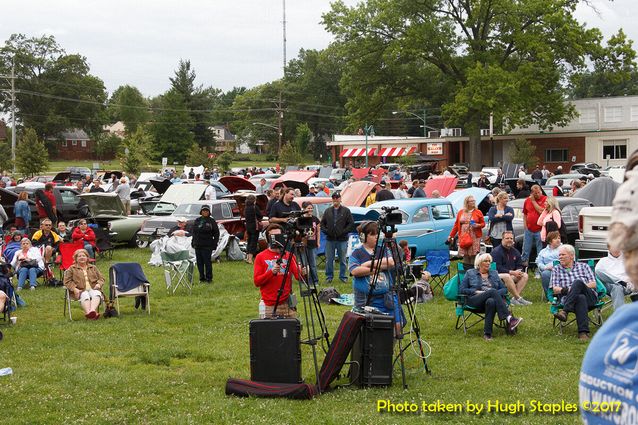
[350,313,394,387]
[249,318,302,383]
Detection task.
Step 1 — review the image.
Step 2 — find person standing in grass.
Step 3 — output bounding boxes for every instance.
[192,205,219,283]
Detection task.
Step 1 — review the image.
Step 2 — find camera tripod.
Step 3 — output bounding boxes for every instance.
[368,221,432,389]
[271,227,331,393]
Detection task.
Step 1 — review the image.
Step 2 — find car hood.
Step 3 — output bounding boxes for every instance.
[219,176,256,193]
[341,181,377,207]
[447,188,491,213]
[273,180,309,196]
[149,177,172,194]
[160,184,207,205]
[425,176,458,197]
[79,193,126,217]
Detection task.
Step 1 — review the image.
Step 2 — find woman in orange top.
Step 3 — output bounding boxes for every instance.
[448,195,485,267]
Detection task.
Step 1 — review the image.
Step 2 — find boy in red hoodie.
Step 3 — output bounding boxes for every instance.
[253,224,301,318]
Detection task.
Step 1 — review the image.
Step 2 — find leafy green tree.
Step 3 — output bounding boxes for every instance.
[509,137,539,170]
[0,34,107,140]
[324,1,602,169]
[149,88,195,163]
[0,140,14,173]
[186,144,214,169]
[108,85,149,133]
[93,132,122,160]
[119,127,155,175]
[571,30,638,98]
[216,151,234,172]
[294,123,312,154]
[170,60,218,148]
[279,144,303,167]
[16,128,48,177]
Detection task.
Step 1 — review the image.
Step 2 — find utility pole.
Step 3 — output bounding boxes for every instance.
[277,0,286,151]
[0,56,17,173]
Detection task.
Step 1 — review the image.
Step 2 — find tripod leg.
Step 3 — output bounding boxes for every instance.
[397,337,407,389]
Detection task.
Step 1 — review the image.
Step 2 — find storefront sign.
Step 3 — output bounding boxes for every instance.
[426,143,443,155]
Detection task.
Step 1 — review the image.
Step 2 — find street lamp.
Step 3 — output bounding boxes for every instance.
[363,124,374,167]
[392,110,439,137]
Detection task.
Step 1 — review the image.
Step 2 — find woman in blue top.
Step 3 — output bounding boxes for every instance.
[536,231,562,300]
[459,253,522,340]
[349,221,402,336]
[14,191,31,232]
[487,192,514,248]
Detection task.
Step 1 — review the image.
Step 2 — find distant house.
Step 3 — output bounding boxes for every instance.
[212,125,237,153]
[103,121,126,139]
[53,129,99,160]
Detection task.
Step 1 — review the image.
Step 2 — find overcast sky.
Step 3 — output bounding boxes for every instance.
[0,0,635,97]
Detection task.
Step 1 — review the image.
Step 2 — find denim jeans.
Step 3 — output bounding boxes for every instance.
[522,229,542,262]
[305,247,318,285]
[18,267,41,288]
[466,289,510,336]
[84,243,95,258]
[541,270,552,300]
[562,279,598,334]
[325,239,348,281]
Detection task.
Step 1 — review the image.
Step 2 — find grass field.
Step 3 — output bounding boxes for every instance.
[1,247,592,424]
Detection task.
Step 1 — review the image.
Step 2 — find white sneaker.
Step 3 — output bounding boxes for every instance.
[16,287,22,292]
[29,286,35,291]
[510,298,521,306]
[518,297,532,305]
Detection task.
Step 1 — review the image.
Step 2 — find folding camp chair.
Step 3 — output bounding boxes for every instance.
[549,259,607,335]
[161,251,194,294]
[424,249,450,293]
[443,262,509,334]
[56,241,85,280]
[109,263,151,315]
[63,287,102,321]
[93,227,114,260]
[0,273,16,325]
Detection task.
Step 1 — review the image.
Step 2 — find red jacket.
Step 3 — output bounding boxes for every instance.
[72,227,96,247]
[253,249,300,306]
[449,208,485,239]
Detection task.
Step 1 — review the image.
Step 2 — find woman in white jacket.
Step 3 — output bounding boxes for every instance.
[11,238,44,290]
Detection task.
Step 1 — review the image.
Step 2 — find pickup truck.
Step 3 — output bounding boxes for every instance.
[574,206,612,259]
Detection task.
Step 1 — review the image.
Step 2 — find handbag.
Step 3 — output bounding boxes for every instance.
[459,231,473,250]
[21,259,38,269]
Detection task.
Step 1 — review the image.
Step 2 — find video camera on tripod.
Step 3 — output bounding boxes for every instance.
[377,206,403,236]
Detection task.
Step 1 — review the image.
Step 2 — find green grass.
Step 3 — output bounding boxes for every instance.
[1,249,591,424]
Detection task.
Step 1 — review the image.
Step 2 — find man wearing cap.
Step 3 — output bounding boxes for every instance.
[321,192,355,284]
[307,186,317,197]
[168,217,191,237]
[315,183,329,197]
[375,181,395,202]
[192,205,219,283]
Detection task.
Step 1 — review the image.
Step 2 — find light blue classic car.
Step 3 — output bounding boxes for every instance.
[367,198,457,257]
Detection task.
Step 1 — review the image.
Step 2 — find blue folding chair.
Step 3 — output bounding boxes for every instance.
[424,249,450,293]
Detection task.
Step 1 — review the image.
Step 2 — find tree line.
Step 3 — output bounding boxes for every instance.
[1,1,638,174]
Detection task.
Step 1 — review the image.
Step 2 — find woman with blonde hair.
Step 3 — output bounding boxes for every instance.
[537,197,562,245]
[487,192,514,248]
[459,253,522,340]
[448,195,485,268]
[14,191,31,232]
[63,249,105,320]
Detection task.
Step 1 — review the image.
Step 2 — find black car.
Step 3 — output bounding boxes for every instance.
[9,184,81,223]
[508,197,593,259]
[0,187,39,230]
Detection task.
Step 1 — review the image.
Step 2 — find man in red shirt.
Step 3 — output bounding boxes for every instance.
[35,183,57,225]
[521,185,547,265]
[253,224,301,318]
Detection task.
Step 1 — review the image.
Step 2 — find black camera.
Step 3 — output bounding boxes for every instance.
[282,210,313,231]
[379,206,403,226]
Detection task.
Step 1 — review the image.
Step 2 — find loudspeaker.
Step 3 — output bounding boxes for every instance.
[249,318,302,383]
[349,313,394,387]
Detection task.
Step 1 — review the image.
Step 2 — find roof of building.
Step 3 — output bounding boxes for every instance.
[60,129,90,140]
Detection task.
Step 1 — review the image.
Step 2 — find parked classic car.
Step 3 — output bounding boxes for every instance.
[367,198,457,257]
[10,183,82,223]
[136,200,244,246]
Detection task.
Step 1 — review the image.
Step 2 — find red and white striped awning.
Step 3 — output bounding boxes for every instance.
[340,147,377,158]
[377,146,417,157]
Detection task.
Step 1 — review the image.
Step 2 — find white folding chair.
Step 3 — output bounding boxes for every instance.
[161,251,194,294]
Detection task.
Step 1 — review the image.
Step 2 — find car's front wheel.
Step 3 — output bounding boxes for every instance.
[132,232,149,249]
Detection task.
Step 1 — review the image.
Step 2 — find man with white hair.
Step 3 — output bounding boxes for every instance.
[550,244,598,341]
[114,177,131,215]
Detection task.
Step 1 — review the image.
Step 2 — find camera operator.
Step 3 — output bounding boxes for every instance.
[301,201,321,285]
[254,224,301,318]
[349,221,402,336]
[269,188,301,224]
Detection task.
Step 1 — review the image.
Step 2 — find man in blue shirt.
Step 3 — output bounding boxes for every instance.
[491,231,531,306]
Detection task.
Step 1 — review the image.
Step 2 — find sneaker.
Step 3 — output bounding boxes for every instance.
[509,297,521,306]
[16,287,22,292]
[578,332,590,342]
[483,334,493,341]
[325,279,333,285]
[339,278,348,284]
[554,310,568,322]
[534,271,540,279]
[517,297,532,306]
[508,317,523,333]
[29,286,35,291]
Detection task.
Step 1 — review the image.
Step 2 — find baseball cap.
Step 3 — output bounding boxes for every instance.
[200,205,210,212]
[177,217,188,223]
[331,191,341,199]
[580,303,638,424]
[380,181,387,188]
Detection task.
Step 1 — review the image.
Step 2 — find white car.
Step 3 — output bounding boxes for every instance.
[471,170,497,186]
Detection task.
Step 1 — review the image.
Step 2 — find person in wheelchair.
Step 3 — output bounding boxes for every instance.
[63,249,105,320]
[459,253,523,341]
[10,238,44,291]
[550,244,598,341]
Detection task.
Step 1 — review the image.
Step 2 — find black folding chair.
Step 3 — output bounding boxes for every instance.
[93,227,114,260]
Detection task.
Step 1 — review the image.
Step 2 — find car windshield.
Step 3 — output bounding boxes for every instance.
[173,203,230,220]
[141,201,175,215]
